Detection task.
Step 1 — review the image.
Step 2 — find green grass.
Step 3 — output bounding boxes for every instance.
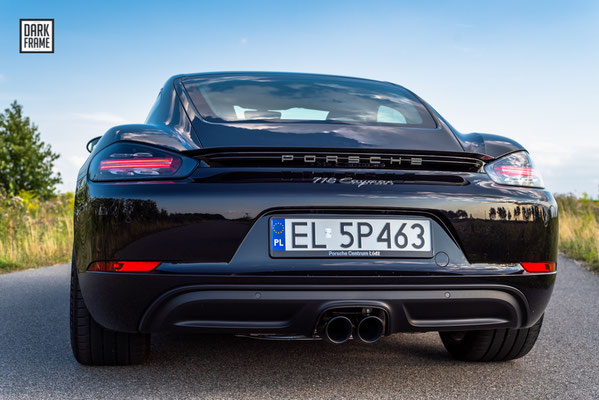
[555,194,599,271]
[0,190,73,273]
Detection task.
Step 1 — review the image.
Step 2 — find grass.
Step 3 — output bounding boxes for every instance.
[0,190,598,274]
[0,190,73,273]
[555,194,599,271]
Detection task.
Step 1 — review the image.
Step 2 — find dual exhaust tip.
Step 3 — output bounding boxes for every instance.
[321,315,385,344]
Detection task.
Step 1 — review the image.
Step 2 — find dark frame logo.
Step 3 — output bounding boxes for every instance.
[20,19,54,53]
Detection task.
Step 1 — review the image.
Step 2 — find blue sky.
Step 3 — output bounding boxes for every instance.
[0,0,598,195]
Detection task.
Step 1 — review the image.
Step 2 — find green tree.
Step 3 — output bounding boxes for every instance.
[0,101,61,199]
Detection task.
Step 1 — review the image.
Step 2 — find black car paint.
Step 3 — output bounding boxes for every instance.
[74,174,557,267]
[74,72,557,338]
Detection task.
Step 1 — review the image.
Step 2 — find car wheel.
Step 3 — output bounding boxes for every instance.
[439,316,544,362]
[70,263,150,365]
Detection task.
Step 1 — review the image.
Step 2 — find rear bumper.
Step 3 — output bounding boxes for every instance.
[73,172,559,272]
[78,272,555,334]
[141,286,525,335]
[73,172,558,336]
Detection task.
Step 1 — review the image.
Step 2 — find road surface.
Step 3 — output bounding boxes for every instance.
[0,255,597,399]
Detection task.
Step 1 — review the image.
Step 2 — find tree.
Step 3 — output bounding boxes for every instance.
[0,101,61,199]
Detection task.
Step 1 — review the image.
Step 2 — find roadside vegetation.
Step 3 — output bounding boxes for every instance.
[0,101,67,272]
[0,190,73,272]
[555,194,599,272]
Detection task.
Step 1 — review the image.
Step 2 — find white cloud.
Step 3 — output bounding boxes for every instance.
[68,154,88,168]
[527,143,599,196]
[527,142,576,169]
[73,112,129,125]
[451,44,477,54]
[240,38,248,45]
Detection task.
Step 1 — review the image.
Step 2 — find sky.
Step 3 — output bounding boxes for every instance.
[0,0,598,196]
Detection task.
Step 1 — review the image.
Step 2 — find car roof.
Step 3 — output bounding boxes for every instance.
[175,71,398,87]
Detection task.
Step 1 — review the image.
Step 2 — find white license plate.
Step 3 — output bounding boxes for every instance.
[270,217,432,258]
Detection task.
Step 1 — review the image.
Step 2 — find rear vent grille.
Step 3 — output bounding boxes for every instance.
[195,151,484,172]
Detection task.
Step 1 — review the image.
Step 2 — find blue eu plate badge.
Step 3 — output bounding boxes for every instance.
[271,218,286,251]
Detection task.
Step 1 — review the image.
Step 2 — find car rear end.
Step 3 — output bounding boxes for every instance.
[71,72,557,365]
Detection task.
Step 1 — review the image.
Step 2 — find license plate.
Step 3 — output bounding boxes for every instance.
[270,217,432,258]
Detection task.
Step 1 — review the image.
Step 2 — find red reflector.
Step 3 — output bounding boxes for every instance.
[88,261,161,272]
[521,262,556,273]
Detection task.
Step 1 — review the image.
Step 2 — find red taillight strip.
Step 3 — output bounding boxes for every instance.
[101,164,172,170]
[100,158,173,170]
[521,262,556,273]
[102,158,173,164]
[88,261,161,272]
[495,166,536,176]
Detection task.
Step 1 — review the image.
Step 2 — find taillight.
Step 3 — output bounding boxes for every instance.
[521,262,556,273]
[89,142,197,181]
[484,151,544,188]
[88,261,161,272]
[100,158,177,171]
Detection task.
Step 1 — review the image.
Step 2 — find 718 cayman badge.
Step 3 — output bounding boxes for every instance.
[313,176,394,186]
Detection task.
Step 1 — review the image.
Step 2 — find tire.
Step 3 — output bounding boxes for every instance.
[70,264,150,365]
[439,316,544,362]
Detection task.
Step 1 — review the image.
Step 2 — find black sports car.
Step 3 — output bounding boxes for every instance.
[71,72,557,365]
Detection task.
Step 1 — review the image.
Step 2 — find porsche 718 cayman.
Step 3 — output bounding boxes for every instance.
[71,72,557,365]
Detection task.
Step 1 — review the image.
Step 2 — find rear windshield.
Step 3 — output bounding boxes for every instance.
[182,74,436,128]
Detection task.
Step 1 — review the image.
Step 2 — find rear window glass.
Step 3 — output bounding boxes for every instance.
[182,74,436,128]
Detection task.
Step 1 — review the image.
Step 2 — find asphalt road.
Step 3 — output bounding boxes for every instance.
[0,255,597,399]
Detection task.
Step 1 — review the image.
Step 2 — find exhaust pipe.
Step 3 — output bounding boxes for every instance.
[321,316,353,344]
[356,316,384,344]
